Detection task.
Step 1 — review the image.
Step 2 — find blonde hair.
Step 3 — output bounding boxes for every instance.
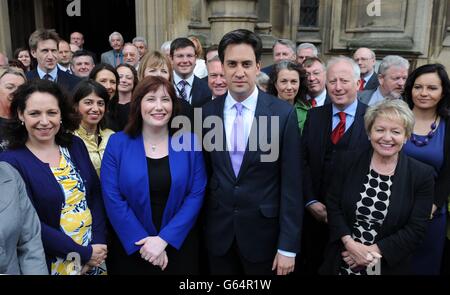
[188,36,204,58]
[364,99,415,138]
[138,50,173,81]
[0,66,26,81]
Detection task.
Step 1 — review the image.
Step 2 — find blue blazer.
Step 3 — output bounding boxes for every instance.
[0,136,107,266]
[101,131,206,255]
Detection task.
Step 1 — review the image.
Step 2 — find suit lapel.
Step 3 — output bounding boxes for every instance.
[380,152,408,235]
[191,76,199,106]
[348,101,368,150]
[215,96,236,180]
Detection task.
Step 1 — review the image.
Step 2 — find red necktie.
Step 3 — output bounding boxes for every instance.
[310,98,317,107]
[331,112,346,144]
[359,78,365,91]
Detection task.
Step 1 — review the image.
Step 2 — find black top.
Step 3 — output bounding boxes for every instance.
[147,156,171,231]
[0,116,8,152]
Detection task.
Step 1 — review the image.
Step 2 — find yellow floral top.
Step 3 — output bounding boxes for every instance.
[50,147,106,275]
[74,126,114,176]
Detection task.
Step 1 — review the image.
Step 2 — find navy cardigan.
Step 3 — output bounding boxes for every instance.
[0,136,107,267]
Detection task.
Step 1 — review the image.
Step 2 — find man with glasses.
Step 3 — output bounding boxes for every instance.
[353,47,379,91]
[170,37,211,108]
[303,57,331,107]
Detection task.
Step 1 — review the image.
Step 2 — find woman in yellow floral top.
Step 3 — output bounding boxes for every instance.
[73,80,114,176]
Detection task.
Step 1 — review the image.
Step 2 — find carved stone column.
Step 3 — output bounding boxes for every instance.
[208,0,258,44]
[0,0,12,56]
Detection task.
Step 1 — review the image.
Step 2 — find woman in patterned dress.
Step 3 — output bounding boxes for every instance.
[0,79,108,275]
[320,99,435,275]
[72,80,114,176]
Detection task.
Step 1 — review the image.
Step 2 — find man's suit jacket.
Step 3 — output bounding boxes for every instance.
[358,89,376,105]
[190,76,212,108]
[320,148,434,274]
[363,72,379,91]
[101,132,206,255]
[201,90,303,263]
[302,100,370,204]
[0,162,48,275]
[101,50,122,67]
[26,68,81,93]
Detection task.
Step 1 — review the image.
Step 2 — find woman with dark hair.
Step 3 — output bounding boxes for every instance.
[101,76,206,274]
[0,80,108,275]
[267,60,309,131]
[111,63,139,131]
[72,79,114,176]
[402,63,450,275]
[13,47,33,72]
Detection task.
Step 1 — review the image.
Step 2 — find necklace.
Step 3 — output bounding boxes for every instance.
[370,161,396,176]
[410,117,438,147]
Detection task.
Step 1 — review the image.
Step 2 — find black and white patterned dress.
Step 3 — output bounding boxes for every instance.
[340,168,393,275]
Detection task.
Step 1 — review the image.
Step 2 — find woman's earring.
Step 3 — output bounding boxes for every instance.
[20,121,24,126]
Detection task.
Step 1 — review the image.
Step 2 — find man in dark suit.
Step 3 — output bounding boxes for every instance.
[202,29,303,275]
[27,29,80,93]
[170,38,211,108]
[261,39,297,77]
[300,56,371,274]
[353,47,379,91]
[303,57,332,107]
[359,55,410,106]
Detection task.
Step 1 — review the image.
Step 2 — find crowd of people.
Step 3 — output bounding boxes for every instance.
[0,27,449,276]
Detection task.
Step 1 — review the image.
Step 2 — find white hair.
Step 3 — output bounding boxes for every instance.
[327,56,361,81]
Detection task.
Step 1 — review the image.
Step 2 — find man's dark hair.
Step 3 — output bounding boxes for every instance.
[170,38,196,57]
[218,29,262,64]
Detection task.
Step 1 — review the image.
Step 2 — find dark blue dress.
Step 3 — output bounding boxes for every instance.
[403,120,446,275]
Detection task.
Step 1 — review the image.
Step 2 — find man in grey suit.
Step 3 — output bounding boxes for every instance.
[0,162,48,274]
[359,55,410,106]
[101,31,124,67]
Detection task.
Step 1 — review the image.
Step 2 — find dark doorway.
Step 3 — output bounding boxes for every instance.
[8,0,136,61]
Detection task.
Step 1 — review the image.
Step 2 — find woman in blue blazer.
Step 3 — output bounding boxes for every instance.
[101,76,206,274]
[0,80,108,275]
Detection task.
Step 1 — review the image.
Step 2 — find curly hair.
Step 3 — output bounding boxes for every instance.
[5,79,80,149]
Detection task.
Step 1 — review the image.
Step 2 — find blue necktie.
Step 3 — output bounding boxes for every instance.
[178,80,188,101]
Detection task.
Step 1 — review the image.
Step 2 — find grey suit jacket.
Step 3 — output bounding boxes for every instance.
[0,162,48,275]
[101,50,122,67]
[358,89,376,105]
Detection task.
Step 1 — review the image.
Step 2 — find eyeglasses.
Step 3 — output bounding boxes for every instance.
[173,54,196,59]
[354,57,373,62]
[306,70,324,78]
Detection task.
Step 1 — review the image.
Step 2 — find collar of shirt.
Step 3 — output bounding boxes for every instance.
[363,71,375,83]
[37,66,58,81]
[332,98,358,132]
[307,89,327,107]
[368,87,385,106]
[173,72,195,103]
[224,87,259,151]
[57,64,70,73]
[173,72,194,87]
